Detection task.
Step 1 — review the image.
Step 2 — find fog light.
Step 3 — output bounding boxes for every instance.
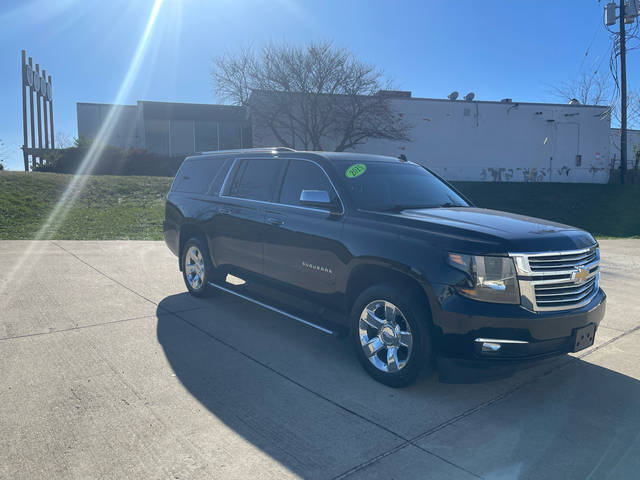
[481,342,501,353]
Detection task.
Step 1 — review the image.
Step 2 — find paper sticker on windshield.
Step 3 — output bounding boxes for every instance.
[345,163,366,178]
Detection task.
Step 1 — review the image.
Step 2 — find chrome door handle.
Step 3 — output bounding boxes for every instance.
[219,207,232,215]
[266,217,284,225]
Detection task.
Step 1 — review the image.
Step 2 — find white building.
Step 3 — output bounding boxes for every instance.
[77,93,616,183]
[251,92,612,183]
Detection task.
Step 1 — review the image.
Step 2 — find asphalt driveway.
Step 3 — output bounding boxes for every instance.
[1,240,639,479]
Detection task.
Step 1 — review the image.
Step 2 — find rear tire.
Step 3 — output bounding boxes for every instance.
[181,237,214,297]
[351,283,433,387]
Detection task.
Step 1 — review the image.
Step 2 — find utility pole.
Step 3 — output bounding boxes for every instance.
[620,0,628,184]
[606,1,638,183]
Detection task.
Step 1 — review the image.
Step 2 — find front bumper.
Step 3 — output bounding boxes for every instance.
[429,284,606,362]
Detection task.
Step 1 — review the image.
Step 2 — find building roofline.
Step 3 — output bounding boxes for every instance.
[79,97,608,112]
[77,102,136,108]
[136,99,245,109]
[250,89,609,110]
[381,95,609,110]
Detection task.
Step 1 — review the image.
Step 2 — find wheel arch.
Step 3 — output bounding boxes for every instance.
[345,261,435,324]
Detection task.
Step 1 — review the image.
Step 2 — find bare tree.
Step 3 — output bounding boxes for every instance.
[608,91,640,129]
[550,70,640,130]
[212,41,411,151]
[550,71,612,105]
[0,139,9,170]
[54,131,73,149]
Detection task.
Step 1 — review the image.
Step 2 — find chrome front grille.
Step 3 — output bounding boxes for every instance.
[534,275,598,308]
[510,246,600,312]
[527,249,598,272]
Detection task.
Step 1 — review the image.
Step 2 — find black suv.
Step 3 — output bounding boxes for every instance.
[164,148,606,386]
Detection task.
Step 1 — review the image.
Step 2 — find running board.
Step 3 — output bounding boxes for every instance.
[207,281,335,335]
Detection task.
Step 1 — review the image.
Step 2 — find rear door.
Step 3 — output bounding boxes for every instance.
[167,156,231,258]
[212,157,285,276]
[263,159,346,304]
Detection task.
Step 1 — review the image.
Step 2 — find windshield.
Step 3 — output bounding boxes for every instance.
[337,161,469,211]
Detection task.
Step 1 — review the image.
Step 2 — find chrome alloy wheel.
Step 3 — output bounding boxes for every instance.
[184,245,205,290]
[358,300,413,373]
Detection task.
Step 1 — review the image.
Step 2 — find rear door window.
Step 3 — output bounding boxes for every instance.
[172,157,228,195]
[226,158,283,202]
[279,160,339,206]
[208,158,234,195]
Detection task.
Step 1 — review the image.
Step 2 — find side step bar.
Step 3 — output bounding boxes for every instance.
[207,281,335,335]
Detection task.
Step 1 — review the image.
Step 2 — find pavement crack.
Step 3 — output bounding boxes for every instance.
[331,443,413,480]
[0,314,155,341]
[50,241,159,307]
[576,324,640,360]
[412,444,484,479]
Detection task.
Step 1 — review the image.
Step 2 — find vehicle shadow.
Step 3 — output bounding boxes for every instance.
[156,292,640,479]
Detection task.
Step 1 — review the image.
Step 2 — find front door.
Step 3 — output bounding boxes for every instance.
[263,159,346,306]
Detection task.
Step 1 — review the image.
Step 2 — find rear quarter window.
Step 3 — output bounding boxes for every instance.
[172,157,230,195]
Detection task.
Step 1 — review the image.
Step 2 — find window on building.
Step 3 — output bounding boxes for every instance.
[241,125,251,148]
[145,119,170,155]
[227,159,282,201]
[195,121,218,152]
[219,122,242,150]
[170,120,194,156]
[279,160,338,206]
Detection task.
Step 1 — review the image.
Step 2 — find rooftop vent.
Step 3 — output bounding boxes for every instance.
[376,90,412,98]
[501,98,513,103]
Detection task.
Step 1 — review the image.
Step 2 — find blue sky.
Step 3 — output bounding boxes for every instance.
[0,0,633,170]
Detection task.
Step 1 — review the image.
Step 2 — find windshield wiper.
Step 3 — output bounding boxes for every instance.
[439,202,467,208]
[383,204,437,212]
[384,203,466,212]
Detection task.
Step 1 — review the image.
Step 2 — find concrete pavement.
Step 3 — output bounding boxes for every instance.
[0,240,639,479]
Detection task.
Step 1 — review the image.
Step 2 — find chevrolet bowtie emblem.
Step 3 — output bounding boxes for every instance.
[572,267,590,283]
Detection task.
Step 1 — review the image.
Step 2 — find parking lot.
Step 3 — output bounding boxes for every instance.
[1,240,639,479]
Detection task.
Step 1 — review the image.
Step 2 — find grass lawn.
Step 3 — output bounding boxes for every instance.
[0,172,171,240]
[0,171,638,239]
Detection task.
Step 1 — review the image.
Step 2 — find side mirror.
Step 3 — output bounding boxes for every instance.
[299,190,341,213]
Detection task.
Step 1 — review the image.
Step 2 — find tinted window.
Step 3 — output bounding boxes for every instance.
[279,160,338,206]
[208,158,233,195]
[227,158,282,201]
[172,158,227,194]
[337,161,469,211]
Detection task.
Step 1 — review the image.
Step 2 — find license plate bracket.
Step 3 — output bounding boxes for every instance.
[573,324,596,352]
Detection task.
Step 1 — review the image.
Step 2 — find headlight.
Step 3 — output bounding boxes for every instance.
[448,253,520,304]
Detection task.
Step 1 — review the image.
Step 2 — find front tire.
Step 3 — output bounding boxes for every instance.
[181,237,214,297]
[351,283,433,387]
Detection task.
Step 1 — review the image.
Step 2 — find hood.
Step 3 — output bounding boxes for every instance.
[394,207,596,253]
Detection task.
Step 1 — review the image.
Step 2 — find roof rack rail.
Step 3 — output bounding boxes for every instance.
[270,147,296,151]
[197,146,296,155]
